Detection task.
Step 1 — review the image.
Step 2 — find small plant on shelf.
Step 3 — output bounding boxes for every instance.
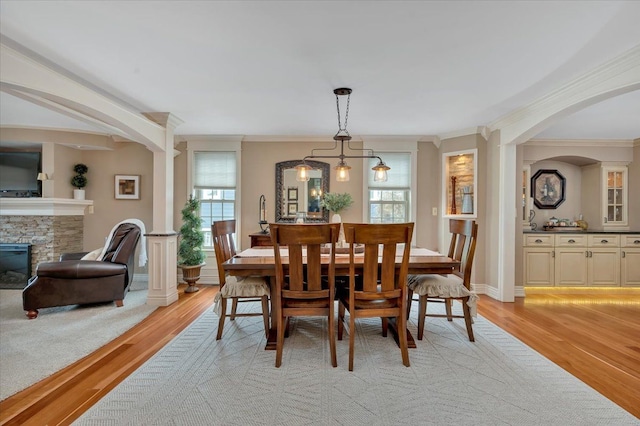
[71,163,88,189]
[178,195,206,293]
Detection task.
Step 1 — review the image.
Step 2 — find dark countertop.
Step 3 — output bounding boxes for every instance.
[524,230,640,234]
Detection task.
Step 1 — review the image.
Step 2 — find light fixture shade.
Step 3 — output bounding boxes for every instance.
[295,163,312,182]
[335,161,351,182]
[372,161,390,182]
[37,173,49,181]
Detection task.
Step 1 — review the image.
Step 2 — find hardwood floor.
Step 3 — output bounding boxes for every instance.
[479,292,640,419]
[1,287,638,425]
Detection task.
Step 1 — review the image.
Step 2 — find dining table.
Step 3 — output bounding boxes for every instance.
[222,245,461,350]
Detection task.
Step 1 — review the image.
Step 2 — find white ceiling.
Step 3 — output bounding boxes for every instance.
[1,1,639,141]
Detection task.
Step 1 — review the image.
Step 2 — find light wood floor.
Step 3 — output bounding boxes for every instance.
[1,287,638,425]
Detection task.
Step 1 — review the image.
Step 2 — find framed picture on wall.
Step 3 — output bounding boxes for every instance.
[115,175,140,200]
[531,169,565,209]
[288,202,298,215]
[287,187,298,201]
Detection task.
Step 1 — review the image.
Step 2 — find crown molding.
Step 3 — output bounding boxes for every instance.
[438,126,489,142]
[526,138,635,148]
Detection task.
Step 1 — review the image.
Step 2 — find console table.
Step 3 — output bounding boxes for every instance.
[249,232,272,247]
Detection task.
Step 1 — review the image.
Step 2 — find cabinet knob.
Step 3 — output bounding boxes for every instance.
[568,239,575,243]
[601,239,608,244]
[634,240,640,244]
[535,239,543,243]
[622,251,626,258]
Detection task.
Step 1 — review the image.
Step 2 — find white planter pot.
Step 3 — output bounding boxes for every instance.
[73,189,85,200]
[331,213,346,247]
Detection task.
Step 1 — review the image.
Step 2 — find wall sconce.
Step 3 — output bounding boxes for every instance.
[296,88,390,183]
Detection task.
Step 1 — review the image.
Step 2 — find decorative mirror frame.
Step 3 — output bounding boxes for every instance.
[531,169,566,209]
[275,159,330,223]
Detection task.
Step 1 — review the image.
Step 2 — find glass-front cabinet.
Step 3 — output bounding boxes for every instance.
[605,167,626,225]
[581,162,629,231]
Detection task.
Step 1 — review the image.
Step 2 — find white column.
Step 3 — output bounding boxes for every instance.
[146,113,183,306]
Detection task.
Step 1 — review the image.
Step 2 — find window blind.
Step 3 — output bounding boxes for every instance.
[194,151,236,188]
[368,152,410,188]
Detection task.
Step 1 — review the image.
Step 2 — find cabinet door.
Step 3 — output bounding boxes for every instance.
[523,248,554,286]
[555,248,588,286]
[602,166,628,229]
[587,248,620,286]
[621,249,640,286]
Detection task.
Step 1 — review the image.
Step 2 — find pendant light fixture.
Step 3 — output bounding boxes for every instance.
[296,88,390,182]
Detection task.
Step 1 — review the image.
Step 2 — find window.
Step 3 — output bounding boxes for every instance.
[367,152,411,223]
[193,151,237,248]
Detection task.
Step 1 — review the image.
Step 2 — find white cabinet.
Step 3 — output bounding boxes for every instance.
[554,235,587,286]
[621,235,640,287]
[581,163,629,231]
[523,233,624,287]
[523,235,554,286]
[587,235,620,286]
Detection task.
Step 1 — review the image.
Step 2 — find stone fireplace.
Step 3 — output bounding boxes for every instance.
[0,199,93,275]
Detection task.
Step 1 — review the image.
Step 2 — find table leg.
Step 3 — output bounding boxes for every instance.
[386,317,417,349]
[265,276,277,350]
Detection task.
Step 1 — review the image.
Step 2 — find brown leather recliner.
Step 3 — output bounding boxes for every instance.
[23,223,141,319]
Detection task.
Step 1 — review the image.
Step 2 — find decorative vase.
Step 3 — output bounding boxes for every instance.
[180,262,205,293]
[332,213,346,247]
[73,189,85,200]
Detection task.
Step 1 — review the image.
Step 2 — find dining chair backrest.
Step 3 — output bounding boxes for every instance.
[212,219,237,286]
[270,223,340,294]
[343,222,414,295]
[447,219,478,288]
[269,222,341,367]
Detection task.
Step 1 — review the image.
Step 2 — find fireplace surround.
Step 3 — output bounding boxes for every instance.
[0,198,93,277]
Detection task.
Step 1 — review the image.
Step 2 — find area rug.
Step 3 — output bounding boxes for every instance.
[74,302,638,425]
[0,280,155,400]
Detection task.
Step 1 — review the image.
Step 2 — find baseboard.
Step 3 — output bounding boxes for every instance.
[524,286,640,295]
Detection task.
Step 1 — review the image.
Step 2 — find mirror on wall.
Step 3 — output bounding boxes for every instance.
[275,160,330,223]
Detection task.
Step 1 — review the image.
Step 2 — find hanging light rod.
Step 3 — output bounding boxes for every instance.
[296,88,390,183]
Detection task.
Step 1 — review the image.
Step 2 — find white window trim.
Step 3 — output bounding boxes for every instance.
[361,137,418,231]
[186,137,243,249]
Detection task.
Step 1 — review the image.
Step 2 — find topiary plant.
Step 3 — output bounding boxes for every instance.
[178,195,206,266]
[71,163,88,189]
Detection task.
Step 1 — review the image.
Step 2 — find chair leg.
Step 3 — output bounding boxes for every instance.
[284,316,291,337]
[275,312,285,368]
[230,298,239,320]
[381,317,388,337]
[462,296,475,342]
[261,295,270,338]
[115,300,124,307]
[445,299,453,321]
[398,313,410,367]
[348,313,356,371]
[417,295,427,340]
[216,297,227,340]
[328,303,337,368]
[337,301,345,340]
[406,288,413,319]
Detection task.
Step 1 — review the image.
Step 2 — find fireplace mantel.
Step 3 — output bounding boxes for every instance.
[0,198,93,216]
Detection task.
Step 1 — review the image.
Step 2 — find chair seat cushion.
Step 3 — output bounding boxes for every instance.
[213,276,270,316]
[407,274,479,317]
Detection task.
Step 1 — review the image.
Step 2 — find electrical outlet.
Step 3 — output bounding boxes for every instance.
[432,207,437,216]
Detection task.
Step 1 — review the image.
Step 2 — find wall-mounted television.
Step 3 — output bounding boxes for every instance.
[0,151,42,198]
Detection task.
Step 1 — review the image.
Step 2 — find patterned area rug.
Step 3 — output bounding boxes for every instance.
[0,280,155,400]
[75,302,638,425]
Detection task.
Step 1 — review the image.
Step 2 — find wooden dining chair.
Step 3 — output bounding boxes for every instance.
[270,223,340,368]
[407,219,479,341]
[337,222,414,371]
[212,220,270,340]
